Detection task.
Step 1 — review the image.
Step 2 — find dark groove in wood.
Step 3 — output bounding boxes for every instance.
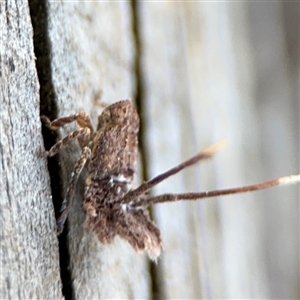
[130,2,165,299]
[28,1,74,299]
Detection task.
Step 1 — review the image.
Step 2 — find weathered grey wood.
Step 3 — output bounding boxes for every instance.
[2,1,298,299]
[139,2,299,299]
[247,3,299,298]
[40,2,149,299]
[0,1,62,299]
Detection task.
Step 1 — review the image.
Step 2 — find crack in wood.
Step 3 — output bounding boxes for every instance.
[130,1,165,299]
[28,1,74,299]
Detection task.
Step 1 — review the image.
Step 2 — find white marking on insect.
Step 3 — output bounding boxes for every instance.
[111,175,130,183]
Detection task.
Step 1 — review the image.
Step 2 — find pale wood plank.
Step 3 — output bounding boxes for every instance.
[139,2,298,298]
[247,3,299,298]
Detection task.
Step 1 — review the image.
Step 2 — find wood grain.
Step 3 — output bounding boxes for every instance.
[1,1,298,299]
[34,2,149,299]
[138,2,299,299]
[0,1,62,299]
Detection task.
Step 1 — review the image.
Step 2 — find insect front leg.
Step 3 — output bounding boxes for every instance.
[57,146,91,234]
[41,112,94,151]
[44,127,91,157]
[41,112,94,132]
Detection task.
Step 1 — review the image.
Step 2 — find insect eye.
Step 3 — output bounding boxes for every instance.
[97,111,111,130]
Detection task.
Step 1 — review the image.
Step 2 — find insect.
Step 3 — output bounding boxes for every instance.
[41,99,300,260]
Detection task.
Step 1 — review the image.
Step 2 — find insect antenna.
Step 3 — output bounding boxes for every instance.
[121,141,226,204]
[132,174,300,208]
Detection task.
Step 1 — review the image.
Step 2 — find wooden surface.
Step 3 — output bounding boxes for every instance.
[29,1,149,299]
[0,1,62,299]
[139,2,299,299]
[1,1,298,299]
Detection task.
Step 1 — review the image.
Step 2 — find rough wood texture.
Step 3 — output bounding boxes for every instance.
[2,1,298,299]
[0,1,62,299]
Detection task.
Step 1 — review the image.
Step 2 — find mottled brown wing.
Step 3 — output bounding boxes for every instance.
[84,180,162,260]
[115,208,163,260]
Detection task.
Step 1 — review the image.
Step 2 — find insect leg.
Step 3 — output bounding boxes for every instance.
[57,146,91,234]
[41,112,94,149]
[45,127,91,157]
[41,112,94,133]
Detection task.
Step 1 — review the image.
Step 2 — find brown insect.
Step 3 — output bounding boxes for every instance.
[41,99,300,260]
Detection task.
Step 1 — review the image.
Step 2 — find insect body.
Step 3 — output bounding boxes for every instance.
[42,100,163,259]
[81,101,163,259]
[42,99,300,260]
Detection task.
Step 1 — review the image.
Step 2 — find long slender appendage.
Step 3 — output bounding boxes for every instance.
[45,128,91,157]
[122,141,226,204]
[41,112,94,133]
[41,113,94,157]
[57,147,91,234]
[132,174,300,208]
